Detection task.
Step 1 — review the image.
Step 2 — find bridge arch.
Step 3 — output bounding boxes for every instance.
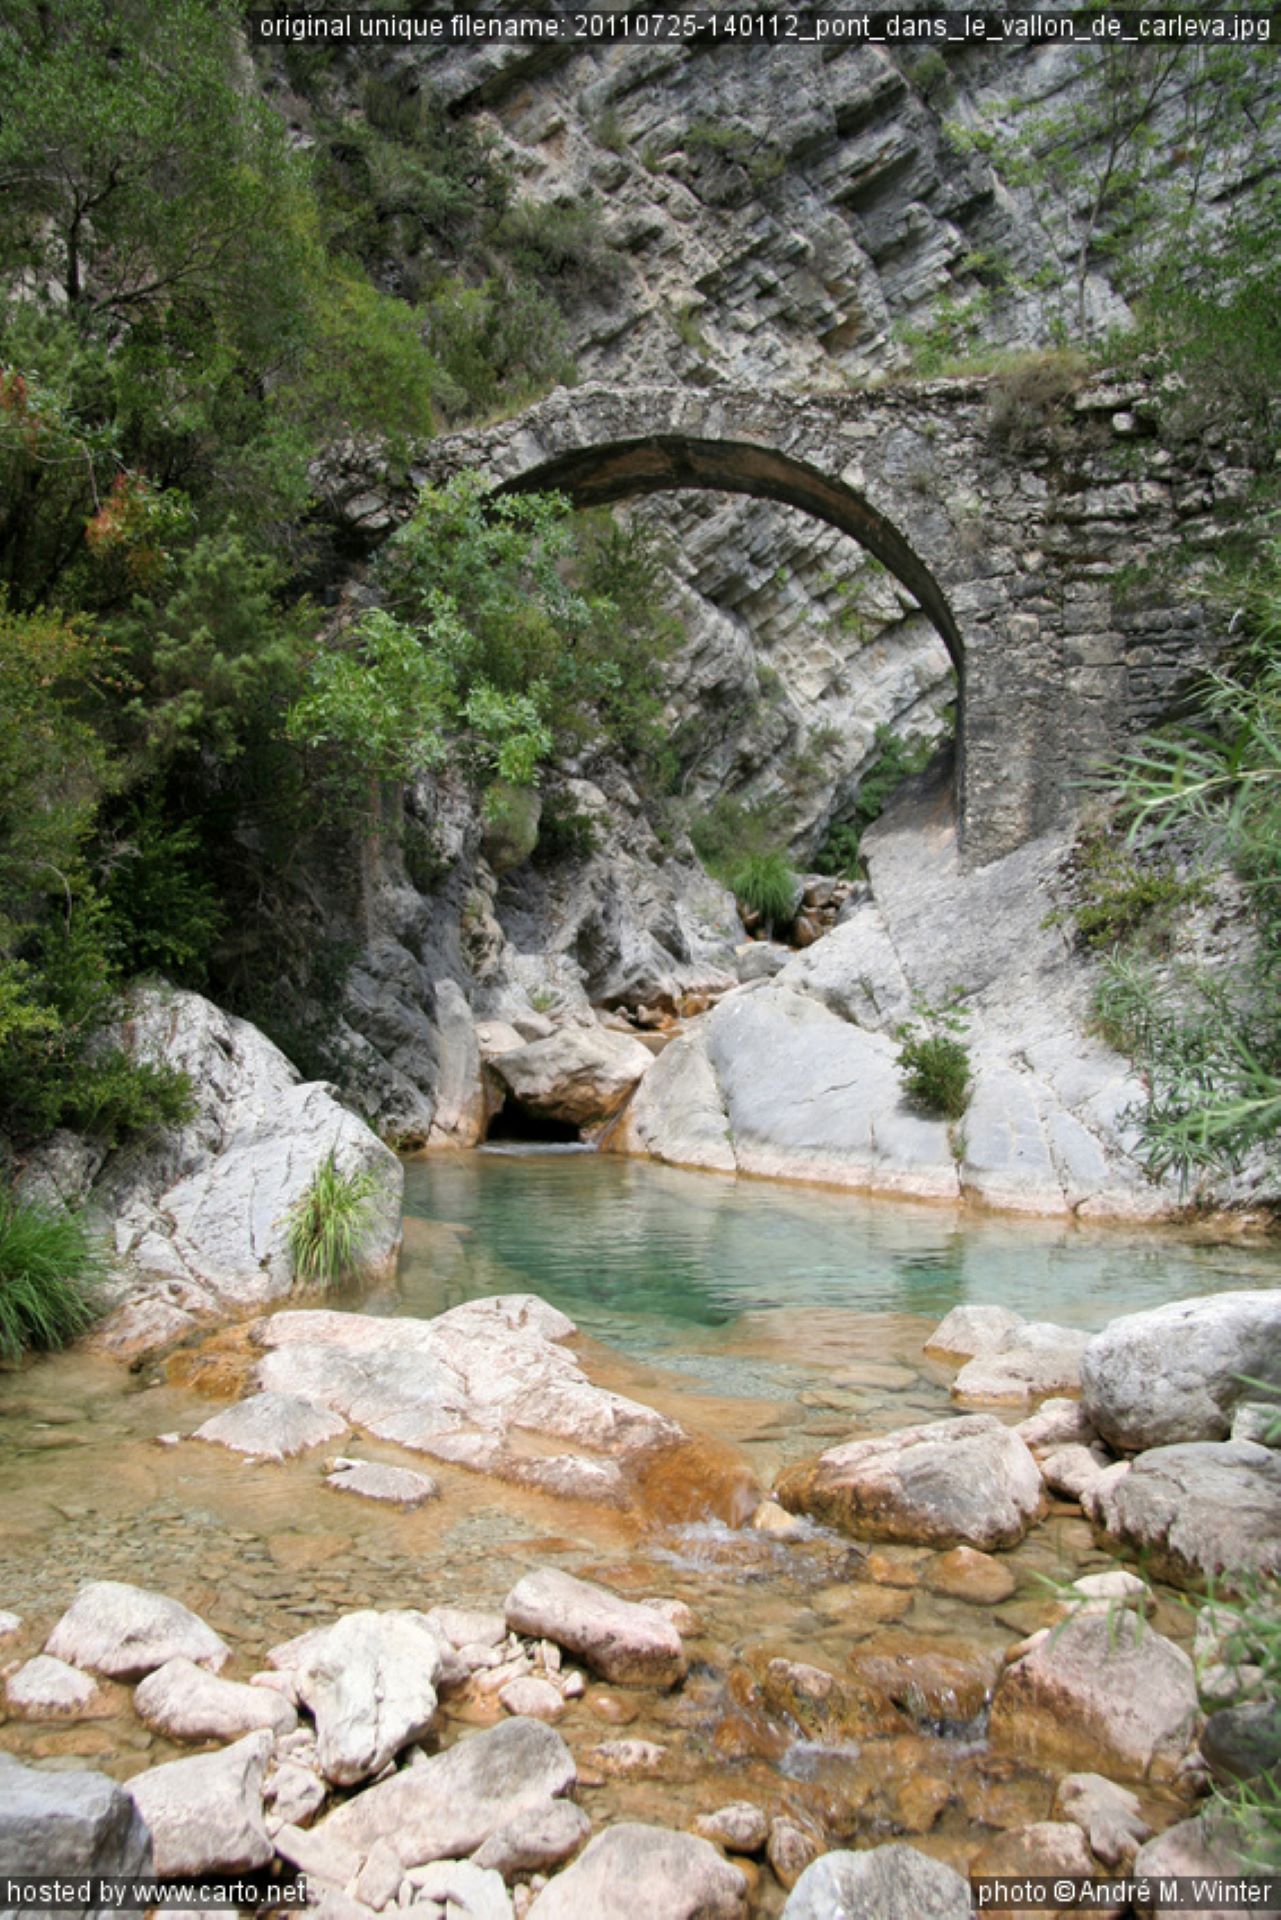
[405,380,1217,865]
[494,432,964,679]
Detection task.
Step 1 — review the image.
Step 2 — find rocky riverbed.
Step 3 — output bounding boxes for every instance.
[3,1281,1279,1916]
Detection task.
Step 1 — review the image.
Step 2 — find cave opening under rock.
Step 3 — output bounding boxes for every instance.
[484,1094,581,1144]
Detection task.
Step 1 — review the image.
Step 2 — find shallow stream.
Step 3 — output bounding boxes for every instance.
[2,1150,1279,1906]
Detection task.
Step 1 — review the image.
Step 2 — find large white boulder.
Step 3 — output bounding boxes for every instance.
[86,986,404,1351]
[133,1657,298,1742]
[525,1824,747,1920]
[775,1414,1045,1550]
[504,1569,686,1688]
[951,1321,1090,1406]
[1085,1440,1281,1589]
[1080,1291,1281,1452]
[45,1581,228,1681]
[312,1715,576,1867]
[781,1843,972,1919]
[239,1294,683,1501]
[127,1731,273,1876]
[988,1613,1200,1783]
[266,1610,448,1785]
[488,1025,653,1129]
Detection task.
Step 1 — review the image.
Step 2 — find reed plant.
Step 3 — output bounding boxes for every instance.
[0,1192,106,1361]
[286,1150,383,1287]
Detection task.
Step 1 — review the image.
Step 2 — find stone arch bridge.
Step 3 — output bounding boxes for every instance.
[337,378,1238,866]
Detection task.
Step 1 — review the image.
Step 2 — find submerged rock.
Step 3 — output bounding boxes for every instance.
[1084,1440,1281,1589]
[780,1842,972,1919]
[192,1390,347,1461]
[267,1610,448,1786]
[45,1580,228,1681]
[925,1545,1017,1606]
[313,1716,576,1867]
[951,1322,1089,1406]
[988,1613,1199,1783]
[924,1303,1024,1362]
[127,1730,273,1876]
[1080,1291,1281,1452]
[775,1414,1045,1550]
[0,1753,152,1916]
[525,1823,747,1920]
[504,1568,686,1688]
[324,1457,439,1506]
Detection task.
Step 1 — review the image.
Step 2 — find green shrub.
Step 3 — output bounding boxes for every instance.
[730,851,797,934]
[896,999,972,1119]
[1058,832,1210,952]
[813,723,942,877]
[285,1150,384,1287]
[0,1194,106,1361]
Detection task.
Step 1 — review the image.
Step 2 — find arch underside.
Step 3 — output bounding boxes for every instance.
[494,433,963,674]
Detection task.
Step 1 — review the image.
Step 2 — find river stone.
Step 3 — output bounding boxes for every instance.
[499,1675,565,1721]
[250,1295,681,1501]
[264,1760,328,1831]
[487,1026,653,1128]
[780,1843,972,1919]
[504,1569,686,1687]
[325,1458,439,1505]
[5,1655,103,1718]
[1231,1401,1281,1445]
[134,1656,298,1741]
[612,1030,736,1175]
[775,1414,1045,1550]
[0,1610,22,1636]
[313,1716,576,1866]
[525,1823,747,1919]
[951,1321,1089,1406]
[472,1798,592,1877]
[924,1303,1024,1362]
[0,1753,152,1917]
[766,1819,820,1890]
[1016,1398,1098,1451]
[694,1804,769,1854]
[44,1580,228,1680]
[127,1730,273,1876]
[1040,1441,1113,1500]
[925,1545,1017,1605]
[267,1609,447,1786]
[192,1390,347,1461]
[427,1606,507,1650]
[1132,1814,1281,1918]
[1085,1440,1281,1589]
[407,1859,513,1919]
[1080,1291,1281,1452]
[988,1613,1199,1782]
[1052,1773,1152,1868]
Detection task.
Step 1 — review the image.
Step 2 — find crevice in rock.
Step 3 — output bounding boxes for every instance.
[484,1095,582,1145]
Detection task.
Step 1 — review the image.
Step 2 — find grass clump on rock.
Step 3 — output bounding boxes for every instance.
[0,1193,105,1361]
[730,851,797,937]
[896,999,973,1121]
[286,1151,384,1287]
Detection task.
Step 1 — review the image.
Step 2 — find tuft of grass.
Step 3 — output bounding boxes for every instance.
[0,1194,106,1362]
[895,997,973,1120]
[730,851,798,935]
[286,1150,384,1288]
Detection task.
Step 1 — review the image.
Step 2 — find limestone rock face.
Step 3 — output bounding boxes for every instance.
[45,1580,229,1681]
[0,1754,153,1918]
[266,1610,448,1786]
[775,1414,1045,1550]
[488,1025,654,1129]
[525,1823,747,1920]
[244,1294,682,1502]
[313,1715,576,1867]
[80,985,403,1352]
[126,1731,274,1877]
[988,1613,1200,1782]
[504,1569,687,1688]
[780,1843,973,1919]
[1084,1440,1281,1589]
[1080,1291,1281,1452]
[134,1656,298,1742]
